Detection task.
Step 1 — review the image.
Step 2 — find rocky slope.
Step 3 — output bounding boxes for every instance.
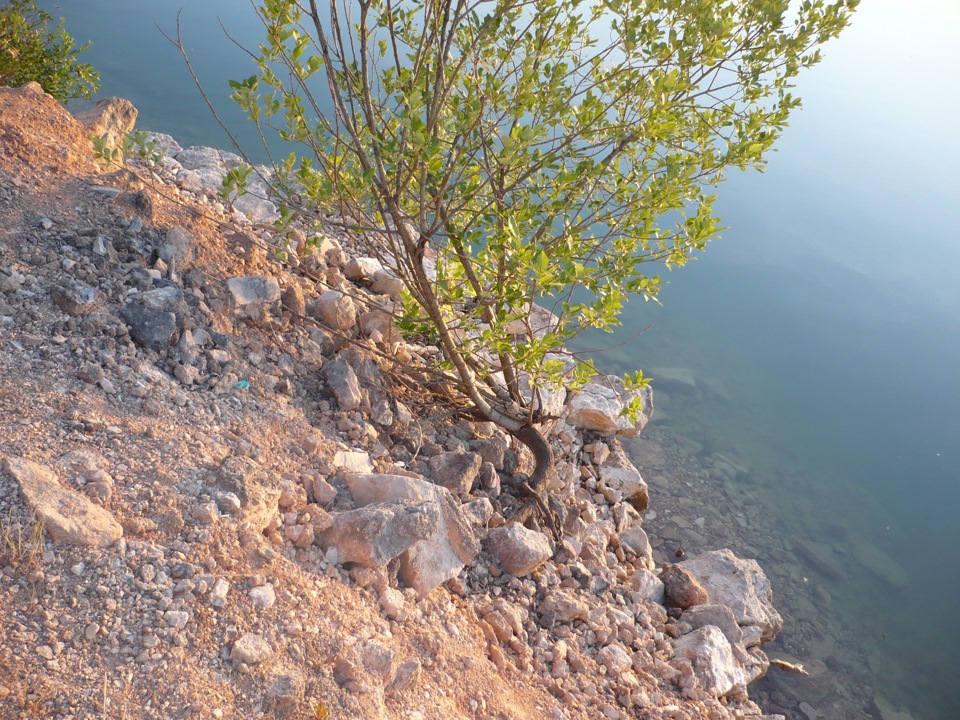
[0,82,786,720]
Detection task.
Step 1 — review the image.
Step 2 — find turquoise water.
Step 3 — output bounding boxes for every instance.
[42,1,960,717]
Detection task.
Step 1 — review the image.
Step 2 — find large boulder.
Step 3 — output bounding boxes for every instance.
[343,473,483,595]
[74,97,138,158]
[681,549,783,644]
[565,374,653,437]
[3,456,122,547]
[316,500,439,567]
[673,625,768,698]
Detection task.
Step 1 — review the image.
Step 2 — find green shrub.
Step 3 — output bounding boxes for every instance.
[0,0,99,101]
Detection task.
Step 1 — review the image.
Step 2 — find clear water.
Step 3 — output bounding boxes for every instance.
[42,1,960,717]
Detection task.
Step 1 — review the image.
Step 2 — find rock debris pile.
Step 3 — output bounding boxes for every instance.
[0,82,787,720]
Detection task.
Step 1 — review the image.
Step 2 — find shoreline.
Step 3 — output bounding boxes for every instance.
[0,81,911,720]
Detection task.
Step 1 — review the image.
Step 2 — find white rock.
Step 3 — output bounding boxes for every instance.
[210,578,230,608]
[378,586,406,619]
[597,643,633,676]
[681,604,744,646]
[344,256,384,281]
[681,549,783,644]
[3,456,122,547]
[314,289,357,331]
[316,500,439,567]
[343,473,483,595]
[628,568,665,605]
[672,625,749,698]
[231,633,273,664]
[226,276,281,307]
[163,610,189,629]
[565,374,653,437]
[249,583,276,609]
[333,450,373,474]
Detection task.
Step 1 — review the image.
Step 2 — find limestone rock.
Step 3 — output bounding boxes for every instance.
[344,256,384,282]
[619,525,653,562]
[370,271,404,300]
[850,540,909,588]
[231,633,273,664]
[313,289,356,331]
[121,303,177,350]
[266,671,305,715]
[794,538,845,580]
[681,549,783,644]
[649,367,698,393]
[360,309,399,345]
[159,226,197,268]
[343,473,483,595]
[324,356,363,412]
[428,451,482,495]
[140,285,184,313]
[681,604,744,646]
[311,477,337,506]
[540,589,591,624]
[249,583,276,609]
[487,522,552,577]
[599,463,649,512]
[872,695,917,720]
[661,563,710,609]
[333,450,373,474]
[74,97,137,157]
[672,625,750,698]
[281,283,306,317]
[226,276,281,307]
[505,302,559,338]
[214,456,281,533]
[232,191,278,224]
[51,281,99,316]
[597,643,633,676]
[628,569,665,605]
[316,499,439,567]
[565,374,653,437]
[3,456,122,547]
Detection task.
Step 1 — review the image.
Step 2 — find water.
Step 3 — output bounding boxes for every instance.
[41,1,960,717]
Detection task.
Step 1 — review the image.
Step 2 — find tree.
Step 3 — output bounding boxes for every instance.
[0,0,99,102]
[223,0,856,532]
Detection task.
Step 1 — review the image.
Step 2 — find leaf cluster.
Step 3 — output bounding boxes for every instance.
[0,0,100,102]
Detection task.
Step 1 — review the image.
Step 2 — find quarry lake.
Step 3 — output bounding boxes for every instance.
[44,0,960,717]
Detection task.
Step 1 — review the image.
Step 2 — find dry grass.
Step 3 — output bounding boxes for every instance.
[0,510,44,570]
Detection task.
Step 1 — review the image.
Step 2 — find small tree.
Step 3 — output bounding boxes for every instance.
[225,0,855,530]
